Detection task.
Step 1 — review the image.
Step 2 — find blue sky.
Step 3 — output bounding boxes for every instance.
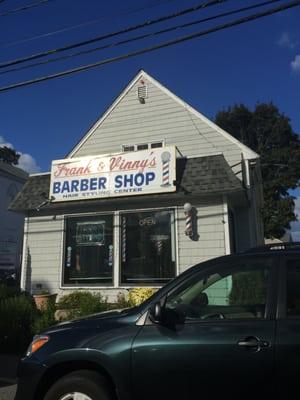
[0,0,299,233]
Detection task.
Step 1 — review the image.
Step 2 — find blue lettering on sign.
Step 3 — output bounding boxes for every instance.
[146,172,155,184]
[53,182,61,194]
[114,172,155,189]
[115,175,123,189]
[71,180,79,192]
[98,177,107,189]
[135,173,144,186]
[52,177,108,194]
[89,178,97,190]
[62,181,70,193]
[53,173,158,195]
[80,179,89,191]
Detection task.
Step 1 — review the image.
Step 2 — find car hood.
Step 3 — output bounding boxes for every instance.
[44,306,141,333]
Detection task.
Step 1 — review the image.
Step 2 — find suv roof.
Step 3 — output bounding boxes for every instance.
[244,242,300,254]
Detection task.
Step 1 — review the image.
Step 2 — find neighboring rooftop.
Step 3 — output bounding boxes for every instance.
[10,154,243,212]
[0,160,28,182]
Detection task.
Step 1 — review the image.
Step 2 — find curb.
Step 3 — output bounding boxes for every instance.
[0,378,17,386]
[0,354,19,384]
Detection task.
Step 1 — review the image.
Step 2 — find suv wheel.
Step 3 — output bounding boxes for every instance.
[44,370,112,400]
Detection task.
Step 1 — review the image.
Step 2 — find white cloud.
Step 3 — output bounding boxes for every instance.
[291,55,300,72]
[294,198,300,217]
[292,232,300,241]
[0,135,41,173]
[18,153,41,173]
[278,32,296,49]
[0,135,13,149]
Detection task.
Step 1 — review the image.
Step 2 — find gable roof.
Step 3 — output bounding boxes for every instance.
[67,70,258,160]
[10,154,243,213]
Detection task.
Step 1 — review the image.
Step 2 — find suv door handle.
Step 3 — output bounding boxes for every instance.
[238,337,270,349]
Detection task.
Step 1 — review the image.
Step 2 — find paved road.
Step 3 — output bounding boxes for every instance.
[0,383,16,400]
[0,354,19,400]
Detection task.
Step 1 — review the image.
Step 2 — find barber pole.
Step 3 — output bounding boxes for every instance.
[184,203,193,238]
[108,245,113,267]
[122,216,126,262]
[155,240,163,255]
[161,151,171,186]
[150,234,169,256]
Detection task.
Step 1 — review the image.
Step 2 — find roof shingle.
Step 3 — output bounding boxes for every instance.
[10,155,243,212]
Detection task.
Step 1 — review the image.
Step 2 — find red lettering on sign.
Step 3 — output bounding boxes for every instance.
[110,153,156,172]
[54,161,92,177]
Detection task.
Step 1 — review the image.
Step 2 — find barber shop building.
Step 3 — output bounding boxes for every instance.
[10,70,264,300]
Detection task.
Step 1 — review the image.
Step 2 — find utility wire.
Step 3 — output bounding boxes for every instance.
[0,0,228,69]
[0,0,299,93]
[0,0,55,17]
[0,0,177,48]
[0,0,283,76]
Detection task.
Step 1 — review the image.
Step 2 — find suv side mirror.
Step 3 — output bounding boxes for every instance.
[149,302,163,323]
[149,301,185,327]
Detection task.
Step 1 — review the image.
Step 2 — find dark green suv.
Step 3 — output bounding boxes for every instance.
[15,244,300,400]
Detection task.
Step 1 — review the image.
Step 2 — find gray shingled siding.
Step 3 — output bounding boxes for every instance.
[21,198,226,301]
[71,80,243,178]
[0,174,27,274]
[22,216,63,295]
[177,197,226,272]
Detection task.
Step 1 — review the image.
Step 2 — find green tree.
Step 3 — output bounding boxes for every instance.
[215,103,300,238]
[0,145,20,165]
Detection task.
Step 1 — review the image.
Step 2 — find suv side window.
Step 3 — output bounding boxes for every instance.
[286,259,300,318]
[165,257,271,321]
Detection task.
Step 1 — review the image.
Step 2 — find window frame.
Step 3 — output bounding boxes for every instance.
[60,207,178,290]
[164,254,278,324]
[121,140,165,152]
[278,255,300,320]
[61,213,115,288]
[118,208,177,287]
[136,143,149,151]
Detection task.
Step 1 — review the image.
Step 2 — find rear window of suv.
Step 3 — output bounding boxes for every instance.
[286,259,300,318]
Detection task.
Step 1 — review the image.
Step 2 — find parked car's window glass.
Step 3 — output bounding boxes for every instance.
[286,259,300,317]
[165,259,271,321]
[63,215,114,286]
[120,210,176,285]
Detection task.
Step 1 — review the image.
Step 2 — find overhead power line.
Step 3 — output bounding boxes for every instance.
[0,0,299,93]
[0,0,283,76]
[0,0,55,17]
[0,0,178,48]
[0,0,228,69]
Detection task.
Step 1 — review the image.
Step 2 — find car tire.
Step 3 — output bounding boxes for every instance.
[43,370,112,400]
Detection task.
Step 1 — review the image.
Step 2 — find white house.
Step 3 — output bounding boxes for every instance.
[0,160,28,277]
[10,70,264,301]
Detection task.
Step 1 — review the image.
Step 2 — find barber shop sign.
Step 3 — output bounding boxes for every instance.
[50,146,176,202]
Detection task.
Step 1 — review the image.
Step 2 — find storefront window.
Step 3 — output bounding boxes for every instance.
[120,210,176,285]
[63,215,113,286]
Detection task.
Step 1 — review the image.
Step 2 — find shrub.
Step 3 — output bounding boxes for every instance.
[32,300,57,335]
[0,293,38,354]
[128,288,157,306]
[0,283,20,300]
[56,291,109,320]
[114,292,131,309]
[229,271,267,305]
